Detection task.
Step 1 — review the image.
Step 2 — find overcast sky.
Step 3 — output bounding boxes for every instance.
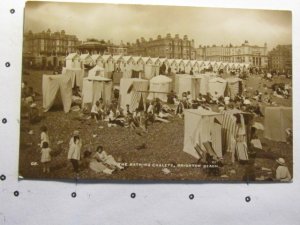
[24,1,292,50]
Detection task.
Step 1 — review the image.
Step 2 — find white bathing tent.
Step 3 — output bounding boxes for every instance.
[132,56,144,77]
[88,65,105,78]
[141,57,153,65]
[216,62,223,70]
[112,55,125,72]
[203,61,211,70]
[182,60,191,74]
[153,57,163,66]
[42,74,73,113]
[223,62,231,73]
[62,67,84,90]
[80,54,93,68]
[91,54,104,67]
[208,77,227,98]
[147,75,172,102]
[228,63,235,70]
[132,56,144,66]
[65,53,81,69]
[101,55,114,73]
[82,76,113,106]
[123,56,135,78]
[190,60,199,74]
[183,109,223,159]
[142,57,152,65]
[211,61,219,72]
[161,58,170,72]
[112,55,124,63]
[175,74,201,99]
[142,57,158,80]
[176,59,185,72]
[194,74,210,95]
[235,63,242,70]
[198,61,205,72]
[169,59,178,73]
[119,78,149,112]
[264,107,292,142]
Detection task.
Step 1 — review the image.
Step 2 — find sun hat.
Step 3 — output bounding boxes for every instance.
[73,130,80,136]
[276,158,286,165]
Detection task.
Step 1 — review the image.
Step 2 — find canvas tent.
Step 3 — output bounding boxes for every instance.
[152,58,162,66]
[143,58,159,80]
[208,77,227,98]
[194,74,210,95]
[132,56,144,78]
[42,74,73,113]
[112,55,124,63]
[175,75,201,99]
[62,67,84,90]
[203,61,211,70]
[183,60,191,74]
[169,59,178,73]
[80,54,93,67]
[88,65,105,78]
[264,107,292,142]
[65,53,81,69]
[147,75,172,102]
[183,109,223,159]
[161,58,170,72]
[211,61,219,72]
[225,77,243,98]
[190,60,199,74]
[221,109,254,160]
[228,63,235,70]
[122,56,135,78]
[91,54,104,67]
[119,78,149,111]
[82,76,113,106]
[216,62,223,71]
[198,61,205,71]
[141,57,152,65]
[176,59,185,72]
[101,55,114,74]
[112,55,125,72]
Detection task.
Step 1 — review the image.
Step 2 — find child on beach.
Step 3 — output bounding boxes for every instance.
[40,142,51,173]
[40,125,50,147]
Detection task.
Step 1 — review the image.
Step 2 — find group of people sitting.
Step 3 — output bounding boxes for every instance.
[89,97,174,132]
[21,81,43,124]
[165,89,265,119]
[272,84,290,99]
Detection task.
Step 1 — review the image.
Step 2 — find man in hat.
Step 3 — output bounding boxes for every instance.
[275,158,291,182]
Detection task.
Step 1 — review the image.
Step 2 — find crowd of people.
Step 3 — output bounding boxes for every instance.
[20,68,292,181]
[35,122,291,181]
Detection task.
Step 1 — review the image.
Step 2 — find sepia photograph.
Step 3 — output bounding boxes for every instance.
[19,1,292,182]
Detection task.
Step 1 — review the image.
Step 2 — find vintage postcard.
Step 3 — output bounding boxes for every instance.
[20,1,292,181]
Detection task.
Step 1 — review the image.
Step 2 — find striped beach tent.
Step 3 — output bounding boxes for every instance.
[119,78,149,111]
[221,109,253,160]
